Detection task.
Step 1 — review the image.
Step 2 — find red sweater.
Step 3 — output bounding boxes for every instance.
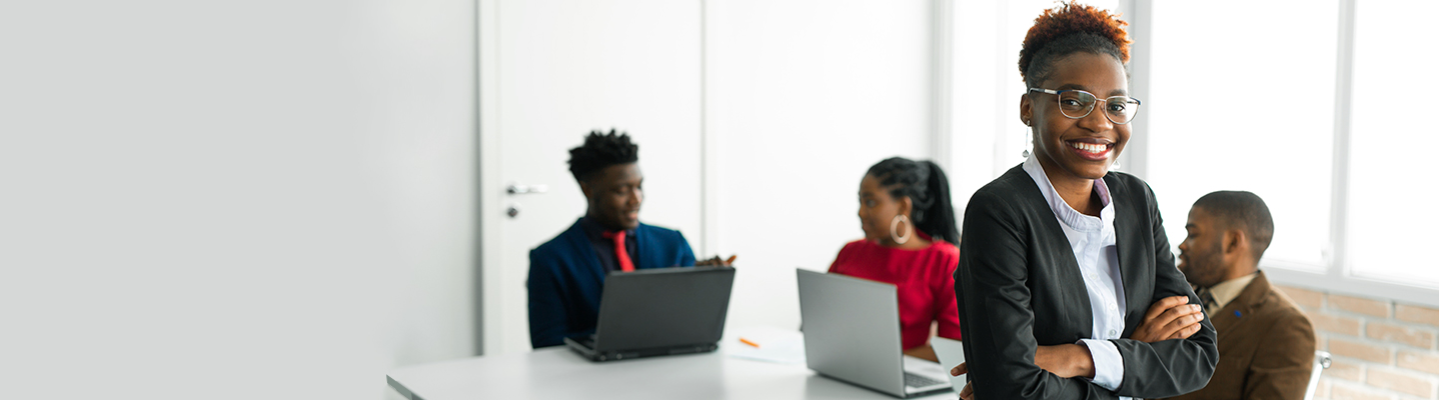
[828,237,962,350]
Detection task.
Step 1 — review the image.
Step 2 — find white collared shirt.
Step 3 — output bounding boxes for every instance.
[1022,156,1128,395]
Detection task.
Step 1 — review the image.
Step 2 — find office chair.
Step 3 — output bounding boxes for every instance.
[1304,351,1332,400]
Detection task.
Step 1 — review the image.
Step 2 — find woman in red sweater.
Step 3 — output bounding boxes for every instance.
[829,157,961,362]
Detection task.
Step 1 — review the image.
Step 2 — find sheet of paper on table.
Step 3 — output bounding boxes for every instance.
[724,325,806,365]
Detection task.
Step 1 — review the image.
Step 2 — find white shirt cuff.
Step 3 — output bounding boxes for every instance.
[1077,339,1124,391]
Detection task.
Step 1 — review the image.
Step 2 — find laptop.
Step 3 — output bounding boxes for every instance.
[564,266,736,362]
[796,269,952,398]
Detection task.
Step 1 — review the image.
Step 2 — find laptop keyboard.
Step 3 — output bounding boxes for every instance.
[904,372,946,388]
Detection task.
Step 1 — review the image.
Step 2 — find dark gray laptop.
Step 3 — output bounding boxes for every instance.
[565,266,736,362]
[796,269,952,398]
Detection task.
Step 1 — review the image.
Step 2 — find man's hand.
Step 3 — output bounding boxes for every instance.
[1131,295,1204,342]
[694,255,737,267]
[949,363,974,400]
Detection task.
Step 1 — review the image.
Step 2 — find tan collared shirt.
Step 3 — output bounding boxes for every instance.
[1204,272,1258,316]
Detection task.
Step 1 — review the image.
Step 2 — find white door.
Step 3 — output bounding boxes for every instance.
[480,0,704,355]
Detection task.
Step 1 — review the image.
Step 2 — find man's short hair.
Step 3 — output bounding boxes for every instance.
[1193,191,1275,261]
[567,129,638,183]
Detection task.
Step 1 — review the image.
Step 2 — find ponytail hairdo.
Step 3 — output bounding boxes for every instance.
[1018,1,1131,88]
[866,157,959,245]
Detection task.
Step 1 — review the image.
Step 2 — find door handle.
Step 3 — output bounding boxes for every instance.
[507,184,549,195]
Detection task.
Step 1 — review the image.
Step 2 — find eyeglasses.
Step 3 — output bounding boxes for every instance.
[1027,88,1142,125]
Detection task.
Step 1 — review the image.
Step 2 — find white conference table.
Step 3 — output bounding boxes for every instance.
[386,341,957,400]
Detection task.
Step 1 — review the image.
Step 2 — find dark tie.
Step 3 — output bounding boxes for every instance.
[601,230,634,272]
[1196,287,1217,312]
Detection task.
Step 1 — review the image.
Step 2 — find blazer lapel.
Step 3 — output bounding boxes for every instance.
[1012,166,1095,337]
[1214,273,1272,345]
[1105,174,1147,324]
[632,223,650,270]
[562,219,608,285]
[1212,272,1270,343]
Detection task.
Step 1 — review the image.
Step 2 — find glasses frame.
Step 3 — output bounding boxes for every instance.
[1027,88,1142,125]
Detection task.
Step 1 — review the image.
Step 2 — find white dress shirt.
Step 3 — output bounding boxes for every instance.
[1022,156,1129,395]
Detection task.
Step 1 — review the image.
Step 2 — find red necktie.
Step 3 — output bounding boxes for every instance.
[602,230,635,272]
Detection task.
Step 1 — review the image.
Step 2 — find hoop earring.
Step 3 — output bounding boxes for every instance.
[890,215,912,245]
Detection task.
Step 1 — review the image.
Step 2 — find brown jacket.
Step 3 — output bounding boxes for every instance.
[1164,271,1316,400]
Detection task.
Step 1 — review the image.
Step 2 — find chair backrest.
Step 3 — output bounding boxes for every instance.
[1304,351,1332,400]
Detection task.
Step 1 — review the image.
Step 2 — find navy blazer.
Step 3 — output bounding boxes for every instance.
[955,165,1218,399]
[527,218,697,348]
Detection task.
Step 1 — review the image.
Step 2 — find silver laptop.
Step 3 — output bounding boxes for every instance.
[796,269,952,398]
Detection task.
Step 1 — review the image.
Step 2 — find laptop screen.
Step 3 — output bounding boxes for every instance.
[593,266,736,351]
[796,269,907,396]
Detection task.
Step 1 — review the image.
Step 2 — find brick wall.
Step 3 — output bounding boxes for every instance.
[1274,284,1439,400]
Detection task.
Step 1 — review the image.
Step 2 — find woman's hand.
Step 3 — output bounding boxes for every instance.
[949,344,1095,399]
[1131,295,1204,342]
[1034,344,1094,379]
[903,344,939,363]
[949,296,1205,398]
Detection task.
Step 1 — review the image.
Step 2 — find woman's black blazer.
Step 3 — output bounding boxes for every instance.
[955,165,1218,399]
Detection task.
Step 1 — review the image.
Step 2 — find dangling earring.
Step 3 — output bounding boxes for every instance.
[890,215,912,245]
[1021,123,1032,158]
[1111,158,1122,170]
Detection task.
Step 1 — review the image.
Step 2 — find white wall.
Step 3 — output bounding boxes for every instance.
[948,0,1007,212]
[707,1,935,330]
[0,1,477,399]
[483,0,704,355]
[1,1,942,397]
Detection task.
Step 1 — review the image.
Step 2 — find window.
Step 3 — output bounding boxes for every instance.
[1136,0,1439,302]
[1146,0,1339,271]
[1345,0,1439,287]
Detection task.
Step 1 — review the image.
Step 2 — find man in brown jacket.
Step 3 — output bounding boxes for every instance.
[1165,191,1316,400]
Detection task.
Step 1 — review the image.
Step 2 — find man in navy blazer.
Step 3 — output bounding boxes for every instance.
[527,130,698,348]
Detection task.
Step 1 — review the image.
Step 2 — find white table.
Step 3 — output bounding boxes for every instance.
[386,346,956,399]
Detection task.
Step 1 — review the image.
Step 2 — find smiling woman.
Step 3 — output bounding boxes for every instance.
[950,2,1218,399]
